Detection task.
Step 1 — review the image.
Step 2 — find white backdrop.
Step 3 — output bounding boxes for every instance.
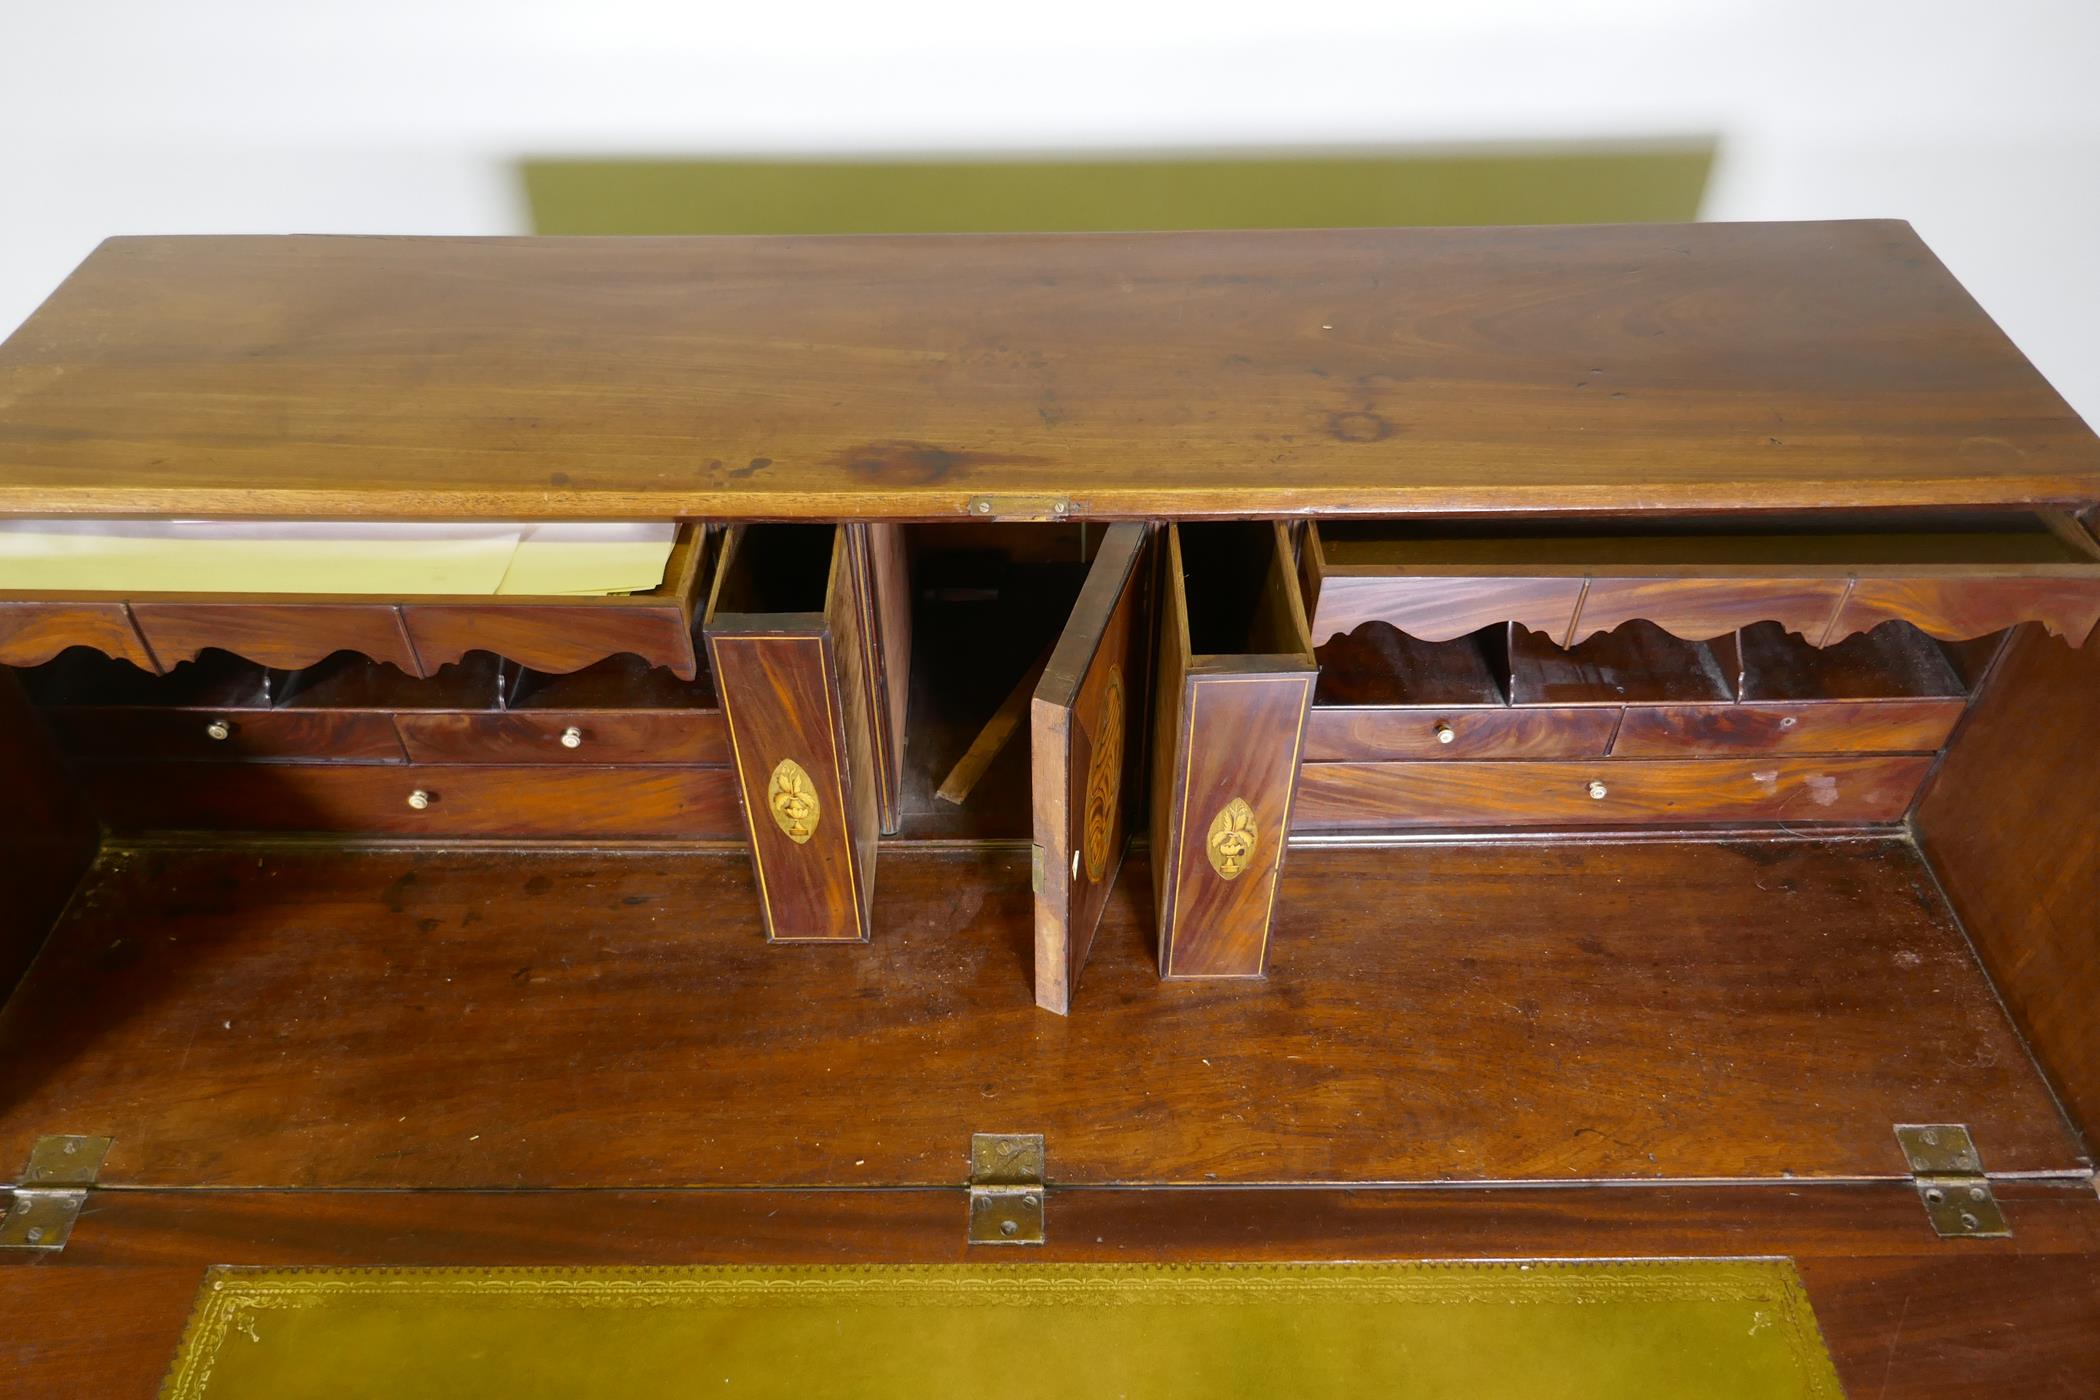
[3,0,2097,418]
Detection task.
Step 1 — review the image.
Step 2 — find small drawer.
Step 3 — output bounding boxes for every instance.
[395,710,730,766]
[1304,706,1617,762]
[80,763,744,839]
[45,708,406,763]
[1612,700,1965,757]
[1293,756,1935,831]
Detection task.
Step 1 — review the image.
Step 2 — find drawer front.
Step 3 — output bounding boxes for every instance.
[396,711,730,766]
[80,763,744,839]
[46,708,407,763]
[1304,705,1618,762]
[1612,700,1966,757]
[1293,756,1934,831]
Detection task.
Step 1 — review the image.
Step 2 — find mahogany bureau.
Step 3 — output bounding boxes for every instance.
[1,222,2098,1393]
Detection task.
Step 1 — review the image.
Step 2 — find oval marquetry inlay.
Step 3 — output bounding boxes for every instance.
[1080,668,1124,883]
[1205,797,1259,881]
[767,758,821,844]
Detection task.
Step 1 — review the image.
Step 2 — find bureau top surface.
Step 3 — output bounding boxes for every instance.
[1,221,2095,520]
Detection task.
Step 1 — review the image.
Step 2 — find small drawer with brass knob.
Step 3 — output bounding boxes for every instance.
[38,708,408,763]
[394,711,729,766]
[1303,705,1619,762]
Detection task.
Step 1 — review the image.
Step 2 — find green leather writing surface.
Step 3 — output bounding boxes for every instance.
[163,1259,1842,1398]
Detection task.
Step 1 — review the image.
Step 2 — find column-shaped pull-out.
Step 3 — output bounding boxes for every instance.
[1031,523,1156,1015]
[704,524,885,943]
[1150,522,1317,980]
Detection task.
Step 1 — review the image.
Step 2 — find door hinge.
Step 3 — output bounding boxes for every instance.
[0,1135,112,1253]
[1895,1124,2008,1239]
[968,1132,1045,1246]
[964,495,1076,522]
[1030,844,1046,895]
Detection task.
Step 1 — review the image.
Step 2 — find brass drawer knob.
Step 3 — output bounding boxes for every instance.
[406,789,432,811]
[559,725,584,749]
[1587,780,1609,800]
[204,718,233,741]
[1433,721,1455,745]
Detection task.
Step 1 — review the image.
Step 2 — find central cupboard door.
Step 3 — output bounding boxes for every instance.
[1031,524,1155,1015]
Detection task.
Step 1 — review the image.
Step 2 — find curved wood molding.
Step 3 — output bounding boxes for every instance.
[1313,576,2100,652]
[406,605,698,680]
[132,602,425,676]
[0,601,159,672]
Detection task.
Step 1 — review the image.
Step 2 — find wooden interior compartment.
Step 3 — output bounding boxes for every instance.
[1613,621,1977,757]
[892,522,1097,842]
[1304,510,2100,649]
[18,647,403,763]
[1508,620,1738,707]
[395,654,727,766]
[0,521,714,680]
[703,523,883,942]
[1151,521,1316,979]
[1306,623,1617,761]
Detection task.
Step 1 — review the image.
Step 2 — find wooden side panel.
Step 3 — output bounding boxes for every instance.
[0,600,158,671]
[1032,523,1152,1015]
[826,528,882,937]
[849,523,913,834]
[707,629,869,942]
[0,672,95,994]
[1612,700,1965,757]
[134,602,424,675]
[77,763,743,839]
[1158,669,1315,978]
[1294,756,1934,831]
[1833,576,2100,646]
[404,601,698,679]
[1570,577,1846,644]
[1915,624,2100,1139]
[1147,541,1193,954]
[1310,575,1581,647]
[1305,705,1617,762]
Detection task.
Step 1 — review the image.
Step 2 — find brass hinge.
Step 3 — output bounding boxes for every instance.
[967,1132,1045,1246]
[1895,1124,2008,1239]
[0,1135,112,1253]
[1030,844,1045,895]
[964,495,1075,522]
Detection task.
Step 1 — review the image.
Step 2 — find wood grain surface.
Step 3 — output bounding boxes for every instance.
[1294,755,1935,830]
[4,223,2097,518]
[1610,699,1966,757]
[1916,625,2100,1140]
[77,762,744,839]
[133,601,423,675]
[0,840,2077,1189]
[0,600,157,670]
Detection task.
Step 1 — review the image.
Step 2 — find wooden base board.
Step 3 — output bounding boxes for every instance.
[4,1182,2097,1398]
[0,840,2080,1189]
